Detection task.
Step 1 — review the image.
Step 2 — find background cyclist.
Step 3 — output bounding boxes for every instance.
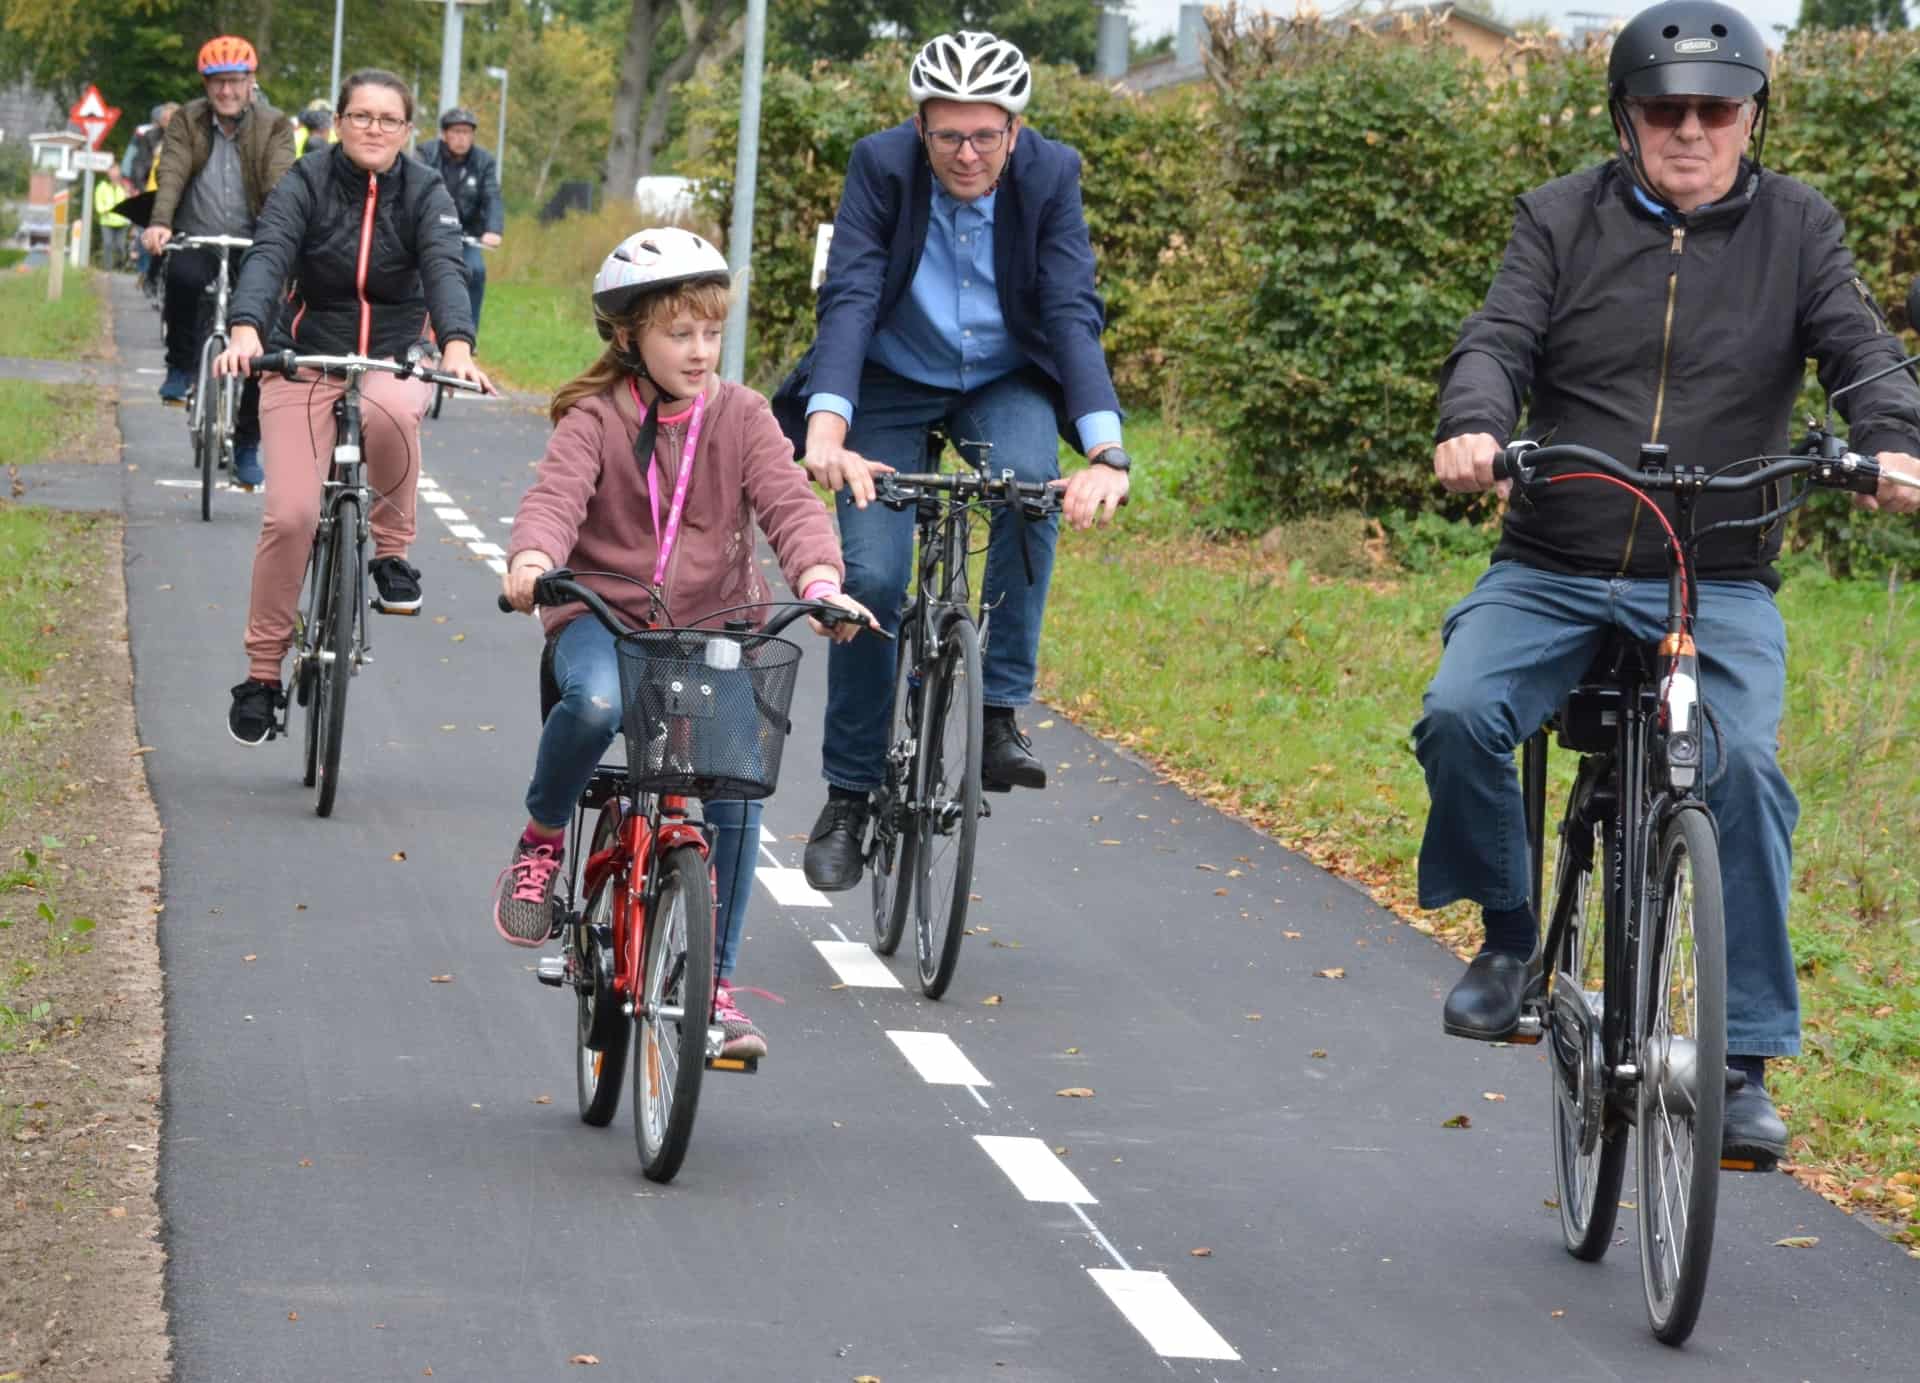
[213,68,492,747]
[415,108,503,333]
[778,30,1130,894]
[140,35,295,489]
[1413,0,1920,1172]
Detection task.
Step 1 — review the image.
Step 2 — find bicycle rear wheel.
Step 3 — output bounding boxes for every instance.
[1637,806,1726,1345]
[870,639,921,957]
[313,498,358,818]
[575,859,630,1127]
[1547,808,1627,1261]
[633,842,714,1182]
[913,616,982,999]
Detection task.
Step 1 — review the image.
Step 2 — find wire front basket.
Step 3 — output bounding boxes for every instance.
[614,627,802,800]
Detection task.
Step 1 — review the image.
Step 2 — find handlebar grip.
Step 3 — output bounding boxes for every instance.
[248,350,297,378]
[496,594,514,613]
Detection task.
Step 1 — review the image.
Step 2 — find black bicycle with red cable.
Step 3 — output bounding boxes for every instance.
[1491,426,1913,1345]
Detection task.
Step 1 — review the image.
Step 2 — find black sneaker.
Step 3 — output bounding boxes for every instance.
[228,679,284,746]
[369,557,423,615]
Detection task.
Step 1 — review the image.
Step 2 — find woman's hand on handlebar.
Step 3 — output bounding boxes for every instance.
[808,592,879,643]
[439,339,497,396]
[214,324,264,378]
[1435,432,1509,499]
[1858,451,1920,515]
[502,552,553,614]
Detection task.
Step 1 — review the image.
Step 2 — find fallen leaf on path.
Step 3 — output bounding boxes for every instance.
[982,994,1002,1005]
[1195,863,1219,873]
[568,1356,600,1366]
[430,974,454,984]
[288,1312,300,1321]
[433,615,449,624]
[1097,775,1118,783]
[989,939,1021,949]
[295,903,307,911]
[1036,719,1055,729]
[391,851,408,862]
[1054,1145,1068,1155]
[1213,888,1229,896]
[1064,1046,1080,1054]
[299,1159,313,1167]
[478,724,496,732]
[1189,1247,1212,1257]
[1316,967,1346,980]
[829,982,847,990]
[1227,869,1243,878]
[533,1095,553,1105]
[1773,1235,1819,1249]
[1551,1309,1566,1319]
[1283,930,1302,940]
[451,633,466,643]
[853,1376,881,1382]
[1056,1087,1095,1098]
[1097,839,1122,846]
[243,954,257,963]
[1310,1049,1327,1059]
[108,1205,127,1218]
[1482,1092,1507,1102]
[440,724,457,732]
[132,746,156,756]
[1442,1114,1472,1129]
[1244,1013,1262,1021]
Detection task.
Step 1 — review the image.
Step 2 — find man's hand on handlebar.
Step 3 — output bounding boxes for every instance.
[439,340,497,396]
[808,592,879,644]
[802,411,893,508]
[140,225,173,256]
[1434,432,1509,498]
[1052,454,1129,531]
[214,324,265,378]
[1858,452,1920,515]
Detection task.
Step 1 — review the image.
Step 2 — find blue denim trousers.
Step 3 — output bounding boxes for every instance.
[1411,562,1802,1057]
[462,241,488,329]
[525,616,762,978]
[822,365,1062,790]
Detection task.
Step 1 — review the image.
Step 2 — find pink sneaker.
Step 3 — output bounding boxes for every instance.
[492,838,564,947]
[712,979,769,1060]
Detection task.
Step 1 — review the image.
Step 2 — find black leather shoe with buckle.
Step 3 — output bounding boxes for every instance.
[1721,1081,1788,1172]
[1441,950,1536,1040]
[982,716,1045,792]
[802,797,869,892]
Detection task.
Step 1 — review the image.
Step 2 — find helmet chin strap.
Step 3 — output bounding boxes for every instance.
[1609,93,1768,216]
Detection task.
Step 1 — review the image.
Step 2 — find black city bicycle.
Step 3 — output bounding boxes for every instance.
[501,571,876,1181]
[165,233,252,521]
[1494,427,1911,1345]
[248,350,480,817]
[864,426,1064,999]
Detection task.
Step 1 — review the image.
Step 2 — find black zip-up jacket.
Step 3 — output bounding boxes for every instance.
[1438,158,1920,590]
[414,138,503,238]
[229,144,475,359]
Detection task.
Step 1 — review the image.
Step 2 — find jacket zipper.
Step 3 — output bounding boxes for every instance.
[1621,225,1686,574]
[355,169,378,355]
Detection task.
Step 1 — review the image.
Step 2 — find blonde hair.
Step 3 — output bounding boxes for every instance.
[549,278,733,424]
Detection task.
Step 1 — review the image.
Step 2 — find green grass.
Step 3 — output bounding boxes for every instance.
[0,268,106,359]
[0,380,97,465]
[479,278,601,399]
[0,505,81,710]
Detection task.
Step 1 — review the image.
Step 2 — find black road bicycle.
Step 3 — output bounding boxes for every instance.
[165,234,252,521]
[248,350,480,817]
[1494,424,1912,1346]
[864,426,1064,999]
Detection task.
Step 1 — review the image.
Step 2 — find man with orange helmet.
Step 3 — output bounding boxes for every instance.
[141,35,295,487]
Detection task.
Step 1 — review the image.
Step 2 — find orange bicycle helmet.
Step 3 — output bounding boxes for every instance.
[198,36,258,76]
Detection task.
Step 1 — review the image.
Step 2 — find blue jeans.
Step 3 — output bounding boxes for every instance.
[462,242,487,331]
[822,365,1062,790]
[525,617,762,978]
[1411,562,1802,1056]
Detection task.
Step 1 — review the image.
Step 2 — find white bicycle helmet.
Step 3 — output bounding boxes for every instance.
[907,31,1032,116]
[591,227,730,340]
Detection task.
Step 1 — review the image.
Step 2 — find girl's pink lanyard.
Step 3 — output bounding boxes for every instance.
[629,378,707,595]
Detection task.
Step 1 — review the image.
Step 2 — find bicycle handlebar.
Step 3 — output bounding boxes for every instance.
[164,234,255,252]
[874,469,1070,517]
[1491,439,1894,498]
[248,349,485,394]
[494,569,889,641]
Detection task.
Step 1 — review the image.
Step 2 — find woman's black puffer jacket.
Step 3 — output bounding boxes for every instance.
[230,142,474,358]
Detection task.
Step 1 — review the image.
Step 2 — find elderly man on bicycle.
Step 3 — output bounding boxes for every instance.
[1414,0,1920,1172]
[778,30,1130,893]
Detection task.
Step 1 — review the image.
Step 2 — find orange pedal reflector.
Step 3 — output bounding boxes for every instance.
[1720,1157,1758,1171]
[1505,1031,1544,1046]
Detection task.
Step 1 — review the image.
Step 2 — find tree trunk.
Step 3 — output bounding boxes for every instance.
[604,0,672,200]
[635,0,734,176]
[681,9,746,165]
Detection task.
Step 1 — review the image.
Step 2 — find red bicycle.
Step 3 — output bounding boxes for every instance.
[501,570,873,1181]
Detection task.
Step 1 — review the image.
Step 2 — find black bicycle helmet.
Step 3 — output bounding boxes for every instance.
[1609,1,1771,201]
[439,107,478,131]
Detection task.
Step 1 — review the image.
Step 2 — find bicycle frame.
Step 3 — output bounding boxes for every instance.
[574,791,710,1013]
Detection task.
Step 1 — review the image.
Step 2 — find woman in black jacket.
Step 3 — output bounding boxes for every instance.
[215,68,493,747]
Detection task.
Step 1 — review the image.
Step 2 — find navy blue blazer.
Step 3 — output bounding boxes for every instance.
[773,120,1120,457]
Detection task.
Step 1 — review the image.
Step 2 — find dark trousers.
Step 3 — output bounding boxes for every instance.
[461,241,487,332]
[163,246,260,447]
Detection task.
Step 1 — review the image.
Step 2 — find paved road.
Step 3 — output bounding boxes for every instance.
[106,276,1920,1381]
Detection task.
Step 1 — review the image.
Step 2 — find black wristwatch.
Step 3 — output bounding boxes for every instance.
[1090,446,1132,473]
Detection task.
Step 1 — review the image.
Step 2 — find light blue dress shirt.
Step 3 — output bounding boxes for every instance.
[809,183,1121,453]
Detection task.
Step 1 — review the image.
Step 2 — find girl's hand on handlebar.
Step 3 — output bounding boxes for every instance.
[439,340,497,396]
[502,553,553,614]
[1434,432,1509,499]
[808,592,878,643]
[1053,458,1129,530]
[214,325,264,378]
[1858,452,1920,515]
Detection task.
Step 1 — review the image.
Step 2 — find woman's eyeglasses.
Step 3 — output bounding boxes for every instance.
[1632,98,1747,131]
[924,121,1013,155]
[341,111,409,133]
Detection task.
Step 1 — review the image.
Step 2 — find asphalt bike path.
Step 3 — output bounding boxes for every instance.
[110,276,1920,1380]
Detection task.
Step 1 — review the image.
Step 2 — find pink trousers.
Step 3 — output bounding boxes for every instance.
[244,370,431,682]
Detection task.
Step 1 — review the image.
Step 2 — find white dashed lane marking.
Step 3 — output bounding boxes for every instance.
[419,477,508,572]
[974,1136,1095,1205]
[811,940,902,989]
[887,1030,992,1089]
[1088,1269,1241,1361]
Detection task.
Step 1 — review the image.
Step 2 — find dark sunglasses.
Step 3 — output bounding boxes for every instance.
[1632,98,1748,131]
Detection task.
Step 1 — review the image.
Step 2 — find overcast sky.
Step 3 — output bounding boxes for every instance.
[1124,1,1804,43]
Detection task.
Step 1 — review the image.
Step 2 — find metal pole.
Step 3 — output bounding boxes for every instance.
[329,0,345,104]
[439,0,464,117]
[78,167,95,270]
[497,69,507,187]
[721,0,766,383]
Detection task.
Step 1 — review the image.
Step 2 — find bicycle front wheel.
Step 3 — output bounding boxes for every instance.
[297,529,329,787]
[1547,810,1627,1261]
[633,842,714,1182]
[1636,806,1726,1345]
[913,616,982,999]
[313,498,358,818]
[194,337,222,522]
[870,638,920,957]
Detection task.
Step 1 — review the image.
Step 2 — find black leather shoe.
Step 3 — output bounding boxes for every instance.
[1721,1081,1788,1172]
[1441,950,1534,1040]
[802,798,869,893]
[982,716,1046,792]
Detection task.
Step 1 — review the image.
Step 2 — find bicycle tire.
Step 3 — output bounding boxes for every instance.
[913,616,982,999]
[314,497,358,818]
[575,866,630,1127]
[297,531,328,786]
[1547,809,1627,1261]
[1637,806,1726,1346]
[633,843,713,1182]
[870,638,921,957]
[194,335,222,522]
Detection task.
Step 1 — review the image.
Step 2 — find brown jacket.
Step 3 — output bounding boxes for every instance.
[151,96,296,230]
[510,379,842,638]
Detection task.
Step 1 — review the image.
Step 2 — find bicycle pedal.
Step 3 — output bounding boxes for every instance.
[707,1055,759,1074]
[1506,1013,1545,1044]
[534,955,567,988]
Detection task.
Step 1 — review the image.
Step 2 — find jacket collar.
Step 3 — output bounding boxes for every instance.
[1609,155,1760,230]
[327,141,405,197]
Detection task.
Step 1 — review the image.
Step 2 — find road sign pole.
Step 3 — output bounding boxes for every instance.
[439,0,464,117]
[720,0,767,383]
[79,168,95,270]
[48,190,67,300]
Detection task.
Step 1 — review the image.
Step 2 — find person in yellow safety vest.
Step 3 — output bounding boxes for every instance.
[95,172,132,270]
[293,100,335,157]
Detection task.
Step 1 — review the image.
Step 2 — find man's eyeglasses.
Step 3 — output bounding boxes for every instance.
[341,111,409,133]
[923,121,1013,156]
[1631,98,1748,131]
[206,75,251,92]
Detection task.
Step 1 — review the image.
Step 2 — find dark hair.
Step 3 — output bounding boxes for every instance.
[335,68,414,122]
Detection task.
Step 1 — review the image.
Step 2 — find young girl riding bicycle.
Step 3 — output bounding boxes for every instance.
[497,228,872,1059]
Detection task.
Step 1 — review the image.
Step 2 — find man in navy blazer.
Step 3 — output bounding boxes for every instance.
[792,31,1131,893]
